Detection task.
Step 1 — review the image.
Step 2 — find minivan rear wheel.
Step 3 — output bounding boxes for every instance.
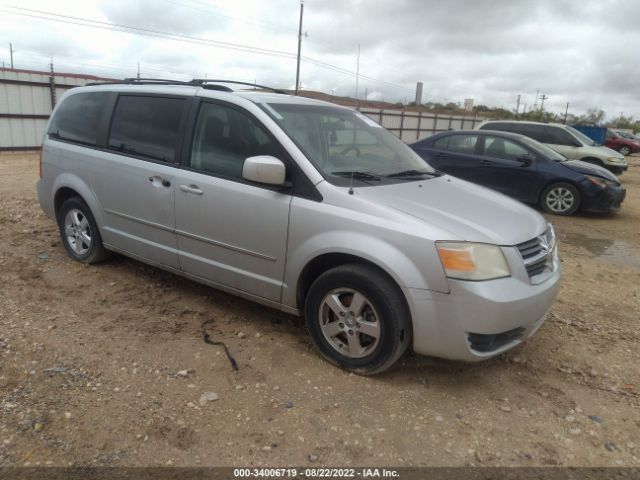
[541,183,580,216]
[304,264,411,375]
[57,197,110,264]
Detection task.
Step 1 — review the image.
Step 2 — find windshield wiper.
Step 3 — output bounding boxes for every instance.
[386,169,442,178]
[331,171,382,181]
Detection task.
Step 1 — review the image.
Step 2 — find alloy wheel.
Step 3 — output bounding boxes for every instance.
[545,187,575,213]
[64,208,92,255]
[318,288,381,358]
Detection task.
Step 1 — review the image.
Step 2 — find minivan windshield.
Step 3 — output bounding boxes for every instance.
[258,102,436,185]
[565,126,596,146]
[520,137,567,162]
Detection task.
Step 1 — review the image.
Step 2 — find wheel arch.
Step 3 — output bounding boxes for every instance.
[579,156,605,166]
[52,173,104,228]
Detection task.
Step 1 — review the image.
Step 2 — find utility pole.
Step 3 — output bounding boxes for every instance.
[522,102,527,114]
[355,44,360,99]
[539,93,548,112]
[294,0,304,95]
[564,102,570,123]
[533,88,539,111]
[137,62,140,79]
[49,55,56,108]
[515,94,521,119]
[9,42,14,69]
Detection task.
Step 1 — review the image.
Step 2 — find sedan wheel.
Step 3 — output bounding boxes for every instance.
[619,146,631,156]
[541,183,580,216]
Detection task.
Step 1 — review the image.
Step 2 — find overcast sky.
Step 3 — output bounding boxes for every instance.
[1,0,639,119]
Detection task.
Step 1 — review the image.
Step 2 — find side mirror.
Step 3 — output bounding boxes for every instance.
[242,155,287,186]
[517,156,533,166]
[571,140,582,147]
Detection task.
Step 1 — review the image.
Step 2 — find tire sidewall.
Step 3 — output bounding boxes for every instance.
[304,266,407,373]
[619,146,630,156]
[57,198,103,263]
[541,182,580,216]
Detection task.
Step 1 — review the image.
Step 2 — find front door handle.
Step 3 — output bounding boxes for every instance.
[179,184,203,195]
[479,160,492,165]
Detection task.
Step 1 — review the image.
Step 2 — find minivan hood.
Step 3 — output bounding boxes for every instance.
[355,176,548,245]
[581,143,624,160]
[561,160,619,182]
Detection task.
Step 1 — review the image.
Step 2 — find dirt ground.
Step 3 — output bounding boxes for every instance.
[0,152,639,468]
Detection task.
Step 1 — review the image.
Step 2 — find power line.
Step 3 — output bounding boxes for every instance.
[0,5,414,94]
[160,0,298,35]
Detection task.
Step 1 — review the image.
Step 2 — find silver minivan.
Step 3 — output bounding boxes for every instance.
[37,80,561,374]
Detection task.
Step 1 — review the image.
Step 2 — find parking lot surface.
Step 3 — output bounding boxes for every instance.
[0,152,639,467]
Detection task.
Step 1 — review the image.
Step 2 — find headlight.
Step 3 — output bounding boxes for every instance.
[607,156,624,163]
[436,242,510,281]
[586,175,618,188]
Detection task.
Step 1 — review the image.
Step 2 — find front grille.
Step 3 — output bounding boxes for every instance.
[515,227,556,281]
[468,327,525,353]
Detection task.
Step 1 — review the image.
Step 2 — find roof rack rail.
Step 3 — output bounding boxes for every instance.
[85,77,193,86]
[85,77,287,94]
[191,79,286,94]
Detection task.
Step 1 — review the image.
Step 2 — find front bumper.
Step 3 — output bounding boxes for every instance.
[406,261,561,362]
[602,158,628,171]
[582,183,626,213]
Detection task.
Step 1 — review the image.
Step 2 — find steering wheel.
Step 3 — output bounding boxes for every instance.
[340,145,361,157]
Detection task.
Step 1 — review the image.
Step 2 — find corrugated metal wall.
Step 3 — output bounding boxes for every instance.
[359,108,485,142]
[0,68,111,150]
[0,68,485,150]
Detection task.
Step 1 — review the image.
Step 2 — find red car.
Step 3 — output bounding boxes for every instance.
[605,129,640,156]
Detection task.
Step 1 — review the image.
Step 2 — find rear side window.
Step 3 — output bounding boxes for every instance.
[511,124,554,143]
[108,96,185,162]
[48,92,109,146]
[480,122,512,132]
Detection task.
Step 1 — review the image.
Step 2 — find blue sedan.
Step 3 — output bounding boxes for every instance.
[410,130,626,215]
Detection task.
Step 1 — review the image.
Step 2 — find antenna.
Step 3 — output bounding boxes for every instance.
[348,172,354,195]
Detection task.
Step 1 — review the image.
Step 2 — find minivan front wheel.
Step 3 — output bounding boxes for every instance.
[541,183,580,216]
[57,197,110,264]
[304,264,411,375]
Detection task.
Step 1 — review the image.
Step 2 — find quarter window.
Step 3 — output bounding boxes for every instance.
[48,92,109,146]
[190,102,283,180]
[108,96,185,162]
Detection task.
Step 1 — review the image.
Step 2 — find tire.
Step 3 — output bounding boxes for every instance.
[57,197,110,264]
[540,182,580,216]
[304,264,411,375]
[619,145,631,156]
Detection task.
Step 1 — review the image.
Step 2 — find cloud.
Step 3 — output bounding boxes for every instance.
[0,0,638,119]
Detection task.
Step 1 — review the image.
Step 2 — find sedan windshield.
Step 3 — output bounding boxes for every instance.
[258,102,435,185]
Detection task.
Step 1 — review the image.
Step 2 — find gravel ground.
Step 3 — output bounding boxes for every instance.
[0,152,639,468]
